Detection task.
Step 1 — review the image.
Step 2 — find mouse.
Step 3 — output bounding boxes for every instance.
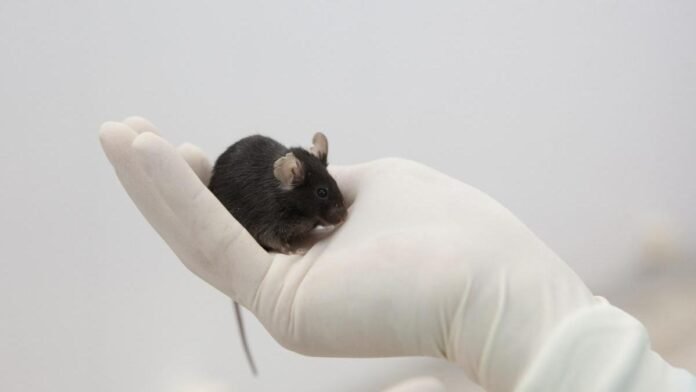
[209,132,347,252]
[208,132,348,375]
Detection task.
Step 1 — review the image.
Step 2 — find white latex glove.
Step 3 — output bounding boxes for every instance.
[100,118,695,392]
[381,376,447,392]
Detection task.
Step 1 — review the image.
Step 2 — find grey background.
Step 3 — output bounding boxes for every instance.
[1,1,694,391]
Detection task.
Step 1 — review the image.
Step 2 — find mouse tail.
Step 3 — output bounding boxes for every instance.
[233,300,258,376]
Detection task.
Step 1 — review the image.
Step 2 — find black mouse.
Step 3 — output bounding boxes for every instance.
[208,132,347,253]
[207,132,347,376]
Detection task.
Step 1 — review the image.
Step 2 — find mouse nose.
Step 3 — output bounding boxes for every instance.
[327,205,348,225]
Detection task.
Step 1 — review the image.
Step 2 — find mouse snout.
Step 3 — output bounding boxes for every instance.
[325,204,348,225]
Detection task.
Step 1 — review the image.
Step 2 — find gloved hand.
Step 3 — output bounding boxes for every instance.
[100,117,675,392]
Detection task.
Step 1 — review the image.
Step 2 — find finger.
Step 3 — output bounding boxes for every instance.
[99,121,138,164]
[122,116,213,185]
[132,132,272,306]
[123,115,160,135]
[177,143,213,186]
[100,121,175,226]
[100,121,212,279]
[381,377,447,392]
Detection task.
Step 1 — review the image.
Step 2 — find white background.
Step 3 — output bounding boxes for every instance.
[1,1,695,391]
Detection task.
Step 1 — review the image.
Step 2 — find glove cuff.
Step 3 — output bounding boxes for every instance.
[516,297,696,392]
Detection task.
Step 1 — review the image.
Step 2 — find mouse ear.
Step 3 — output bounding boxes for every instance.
[273,152,305,189]
[310,132,328,165]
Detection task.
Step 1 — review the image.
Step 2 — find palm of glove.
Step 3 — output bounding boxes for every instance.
[100,117,593,392]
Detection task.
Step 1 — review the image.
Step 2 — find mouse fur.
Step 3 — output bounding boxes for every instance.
[208,133,347,253]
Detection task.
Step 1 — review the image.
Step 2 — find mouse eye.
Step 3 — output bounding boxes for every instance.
[316,187,328,199]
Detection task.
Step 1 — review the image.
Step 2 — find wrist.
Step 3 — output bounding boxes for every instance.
[446,265,596,392]
[517,299,696,392]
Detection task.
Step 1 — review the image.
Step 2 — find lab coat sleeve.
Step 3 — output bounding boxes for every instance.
[516,298,696,392]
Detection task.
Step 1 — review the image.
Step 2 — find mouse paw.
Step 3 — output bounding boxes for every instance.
[289,247,308,255]
[279,247,292,254]
[276,242,295,255]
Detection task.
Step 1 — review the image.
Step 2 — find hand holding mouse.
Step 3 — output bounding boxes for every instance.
[100,117,691,392]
